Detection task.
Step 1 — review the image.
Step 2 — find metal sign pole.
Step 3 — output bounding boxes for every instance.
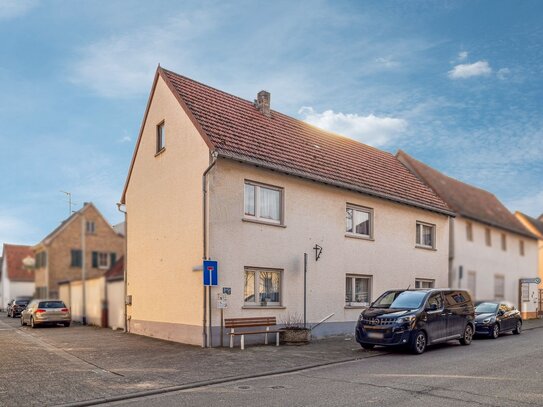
[304,252,307,329]
[220,307,224,347]
[208,285,212,347]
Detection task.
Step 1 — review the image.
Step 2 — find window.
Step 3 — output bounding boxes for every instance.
[92,251,111,269]
[519,240,525,256]
[466,222,473,241]
[467,271,476,298]
[345,275,372,306]
[70,249,82,267]
[346,205,373,238]
[416,222,435,249]
[485,228,492,247]
[494,275,505,300]
[156,121,165,153]
[244,268,281,306]
[415,279,435,289]
[425,292,444,310]
[501,233,507,251]
[243,181,282,224]
[35,251,47,268]
[86,221,95,234]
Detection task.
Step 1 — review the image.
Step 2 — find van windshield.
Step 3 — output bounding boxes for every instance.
[372,291,427,310]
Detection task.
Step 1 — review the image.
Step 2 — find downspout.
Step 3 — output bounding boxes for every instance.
[202,151,218,348]
[116,203,128,333]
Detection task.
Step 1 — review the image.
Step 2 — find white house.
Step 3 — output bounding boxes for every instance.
[120,67,454,347]
[0,244,35,310]
[398,151,539,318]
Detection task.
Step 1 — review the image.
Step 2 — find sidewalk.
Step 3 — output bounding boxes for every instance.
[2,315,543,406]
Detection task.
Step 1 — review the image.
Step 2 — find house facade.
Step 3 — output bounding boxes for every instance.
[33,203,125,299]
[0,244,35,310]
[398,151,539,317]
[515,212,543,290]
[121,67,453,346]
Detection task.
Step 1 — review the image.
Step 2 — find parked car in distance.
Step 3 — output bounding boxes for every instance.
[355,289,475,354]
[20,299,71,328]
[474,302,522,338]
[7,297,32,318]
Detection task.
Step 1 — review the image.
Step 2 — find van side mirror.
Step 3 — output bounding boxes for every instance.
[426,303,438,311]
[498,309,505,316]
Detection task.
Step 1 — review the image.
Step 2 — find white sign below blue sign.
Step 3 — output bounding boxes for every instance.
[203,260,218,286]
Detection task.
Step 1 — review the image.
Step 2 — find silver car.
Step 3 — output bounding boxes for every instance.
[21,299,71,328]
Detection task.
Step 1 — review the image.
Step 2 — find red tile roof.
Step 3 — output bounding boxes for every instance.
[144,68,451,215]
[397,151,535,238]
[2,244,35,282]
[105,256,124,281]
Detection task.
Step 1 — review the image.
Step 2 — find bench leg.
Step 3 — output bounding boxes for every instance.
[230,329,234,348]
[276,332,279,346]
[241,335,245,350]
[265,329,269,345]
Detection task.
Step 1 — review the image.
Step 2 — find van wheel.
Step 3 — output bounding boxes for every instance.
[409,330,427,354]
[513,320,522,335]
[460,324,473,345]
[489,324,499,339]
[361,343,375,350]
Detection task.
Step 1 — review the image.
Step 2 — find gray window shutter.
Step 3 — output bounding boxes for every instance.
[92,251,98,268]
[110,253,117,267]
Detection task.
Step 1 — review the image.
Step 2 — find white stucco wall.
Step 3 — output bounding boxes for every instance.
[125,75,211,345]
[107,280,124,330]
[208,159,450,337]
[69,277,105,326]
[450,216,538,314]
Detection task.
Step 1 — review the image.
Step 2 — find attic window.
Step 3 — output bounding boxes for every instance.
[86,221,95,234]
[156,121,165,153]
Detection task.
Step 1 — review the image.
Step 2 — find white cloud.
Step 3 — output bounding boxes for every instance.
[458,51,468,61]
[448,60,492,79]
[299,107,407,147]
[0,0,36,20]
[69,12,216,98]
[497,67,511,80]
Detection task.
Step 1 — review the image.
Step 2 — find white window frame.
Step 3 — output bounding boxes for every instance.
[345,274,372,307]
[98,252,110,270]
[345,204,374,239]
[244,267,282,307]
[243,181,283,225]
[86,221,95,234]
[156,121,165,153]
[415,278,435,289]
[416,221,436,249]
[494,274,505,300]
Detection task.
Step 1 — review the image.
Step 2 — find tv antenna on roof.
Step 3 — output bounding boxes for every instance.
[60,191,77,216]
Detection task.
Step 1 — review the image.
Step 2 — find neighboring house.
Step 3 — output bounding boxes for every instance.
[0,244,35,310]
[113,222,126,236]
[33,202,125,299]
[515,212,543,289]
[58,257,124,329]
[120,67,454,346]
[397,151,538,317]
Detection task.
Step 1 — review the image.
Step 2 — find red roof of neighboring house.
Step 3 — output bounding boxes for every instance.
[2,244,35,282]
[122,67,452,216]
[397,151,535,238]
[105,256,124,281]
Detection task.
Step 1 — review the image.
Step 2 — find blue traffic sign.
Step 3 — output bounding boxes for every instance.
[203,260,218,286]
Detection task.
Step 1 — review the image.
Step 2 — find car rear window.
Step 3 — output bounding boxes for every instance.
[38,301,66,308]
[15,300,29,305]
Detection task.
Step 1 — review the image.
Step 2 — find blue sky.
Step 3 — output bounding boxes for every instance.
[1,0,542,245]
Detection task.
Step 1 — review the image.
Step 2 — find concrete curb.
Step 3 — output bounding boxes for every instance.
[56,352,384,407]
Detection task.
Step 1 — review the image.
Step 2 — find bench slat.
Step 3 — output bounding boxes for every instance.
[225,317,277,329]
[228,330,280,335]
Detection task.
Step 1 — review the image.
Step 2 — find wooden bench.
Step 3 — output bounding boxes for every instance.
[225,317,280,350]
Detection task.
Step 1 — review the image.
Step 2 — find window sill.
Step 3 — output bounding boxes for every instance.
[154,147,166,157]
[242,305,286,309]
[242,218,286,228]
[345,233,374,241]
[415,245,437,251]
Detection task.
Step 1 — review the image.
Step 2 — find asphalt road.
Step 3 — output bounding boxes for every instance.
[111,327,543,407]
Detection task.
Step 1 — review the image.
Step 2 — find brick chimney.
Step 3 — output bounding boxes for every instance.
[254,90,271,117]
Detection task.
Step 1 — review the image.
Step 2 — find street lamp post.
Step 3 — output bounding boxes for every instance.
[81,216,87,325]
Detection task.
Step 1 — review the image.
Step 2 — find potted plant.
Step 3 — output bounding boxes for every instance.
[279,313,311,345]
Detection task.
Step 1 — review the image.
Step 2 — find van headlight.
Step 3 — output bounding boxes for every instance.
[396,315,416,324]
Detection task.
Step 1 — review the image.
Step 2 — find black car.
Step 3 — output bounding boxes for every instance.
[355,289,475,354]
[474,302,522,338]
[7,297,32,318]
